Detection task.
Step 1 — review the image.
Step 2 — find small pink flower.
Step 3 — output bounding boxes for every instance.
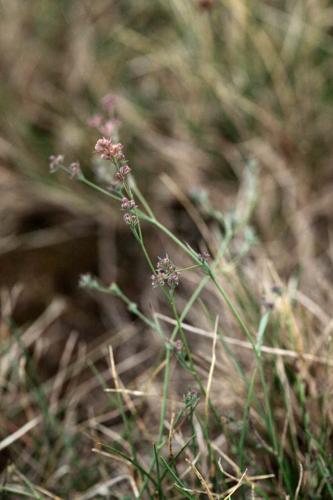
[95,137,124,161]
[167,272,180,288]
[114,165,131,182]
[87,114,103,129]
[101,94,116,112]
[123,213,138,226]
[99,120,114,137]
[121,197,137,210]
[69,161,81,179]
[157,255,175,274]
[49,154,64,173]
[152,255,180,289]
[151,272,166,288]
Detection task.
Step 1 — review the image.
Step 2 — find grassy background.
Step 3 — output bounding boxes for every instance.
[0,0,332,498]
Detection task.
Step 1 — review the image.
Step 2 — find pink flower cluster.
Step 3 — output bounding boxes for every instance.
[87,94,119,138]
[123,213,138,226]
[87,115,119,137]
[121,197,137,210]
[95,138,124,161]
[121,197,138,226]
[151,255,180,289]
[69,161,81,179]
[49,155,81,179]
[115,164,131,182]
[49,154,64,173]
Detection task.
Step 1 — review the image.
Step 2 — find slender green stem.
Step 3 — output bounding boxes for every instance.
[176,264,200,273]
[153,445,164,500]
[107,283,156,329]
[209,272,254,346]
[80,175,121,202]
[131,179,156,220]
[72,168,281,494]
[158,346,172,445]
[239,367,257,469]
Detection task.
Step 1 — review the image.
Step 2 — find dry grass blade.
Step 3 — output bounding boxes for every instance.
[213,447,241,477]
[108,345,150,439]
[91,447,129,465]
[50,331,78,407]
[105,388,148,396]
[76,475,139,500]
[0,416,41,452]
[1,299,66,381]
[11,465,62,499]
[185,458,214,500]
[222,468,248,499]
[294,462,304,500]
[217,456,274,488]
[156,313,333,366]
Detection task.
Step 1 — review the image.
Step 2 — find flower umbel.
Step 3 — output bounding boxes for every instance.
[121,197,137,210]
[79,273,100,290]
[88,115,119,138]
[157,255,176,274]
[167,272,180,288]
[114,164,131,182]
[49,154,64,173]
[95,137,124,161]
[151,254,180,290]
[69,161,81,179]
[123,213,138,226]
[151,273,167,288]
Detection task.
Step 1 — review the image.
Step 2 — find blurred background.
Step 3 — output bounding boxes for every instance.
[0,0,332,497]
